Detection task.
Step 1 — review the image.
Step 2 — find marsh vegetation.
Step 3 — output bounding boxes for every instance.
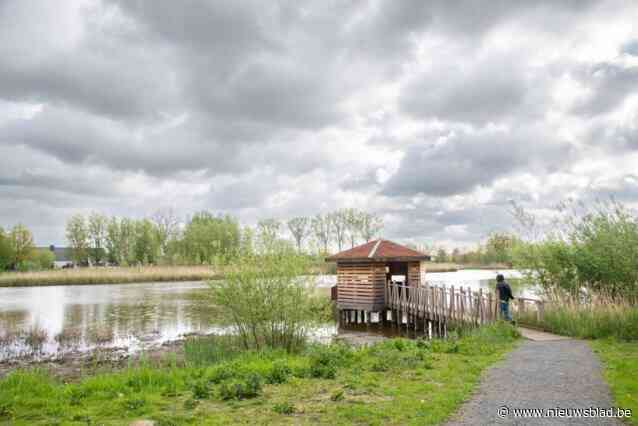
[0,323,519,425]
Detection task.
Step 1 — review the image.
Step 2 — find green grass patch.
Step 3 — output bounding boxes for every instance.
[591,339,638,425]
[0,323,519,425]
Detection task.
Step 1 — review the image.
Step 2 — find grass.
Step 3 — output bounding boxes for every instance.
[0,323,520,425]
[518,301,638,340]
[0,266,222,287]
[591,339,638,425]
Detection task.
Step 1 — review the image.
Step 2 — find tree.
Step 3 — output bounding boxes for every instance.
[182,212,241,263]
[152,208,179,258]
[358,212,383,242]
[10,224,35,266]
[133,219,160,265]
[66,214,89,265]
[30,249,55,270]
[119,218,137,266]
[451,248,461,263]
[311,214,331,254]
[287,216,309,253]
[0,226,16,270]
[88,212,108,264]
[484,232,518,265]
[257,218,281,254]
[343,208,360,248]
[330,211,347,251]
[105,216,122,265]
[436,248,448,263]
[240,226,255,256]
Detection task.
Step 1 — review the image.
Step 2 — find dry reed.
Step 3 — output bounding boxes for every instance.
[0,265,222,287]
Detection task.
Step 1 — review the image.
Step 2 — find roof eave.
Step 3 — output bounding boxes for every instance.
[326,256,431,263]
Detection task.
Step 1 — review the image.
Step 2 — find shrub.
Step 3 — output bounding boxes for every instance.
[370,358,390,372]
[205,365,236,384]
[210,254,328,352]
[307,345,350,379]
[219,374,262,400]
[310,363,337,379]
[190,380,210,399]
[272,402,295,415]
[513,198,638,300]
[266,360,292,384]
[122,397,146,412]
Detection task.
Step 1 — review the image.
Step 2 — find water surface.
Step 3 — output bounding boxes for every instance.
[0,269,534,360]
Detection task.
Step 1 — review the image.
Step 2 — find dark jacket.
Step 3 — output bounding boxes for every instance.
[496,281,514,302]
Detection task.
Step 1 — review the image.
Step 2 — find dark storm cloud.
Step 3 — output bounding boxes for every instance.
[0,1,180,121]
[399,60,530,124]
[109,1,350,132]
[382,126,574,197]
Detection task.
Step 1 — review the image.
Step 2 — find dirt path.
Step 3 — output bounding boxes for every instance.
[445,329,621,425]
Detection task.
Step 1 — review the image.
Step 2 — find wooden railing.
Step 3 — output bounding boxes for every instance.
[511,297,545,323]
[385,282,497,328]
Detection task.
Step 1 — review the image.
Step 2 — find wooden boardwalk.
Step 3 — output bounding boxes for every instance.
[339,282,546,336]
[385,283,494,335]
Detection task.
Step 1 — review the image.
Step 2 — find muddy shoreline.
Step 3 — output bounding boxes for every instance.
[0,329,392,381]
[0,336,190,381]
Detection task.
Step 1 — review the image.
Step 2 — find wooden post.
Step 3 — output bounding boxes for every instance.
[478,288,483,325]
[450,285,455,326]
[487,291,494,322]
[537,300,544,322]
[469,287,475,326]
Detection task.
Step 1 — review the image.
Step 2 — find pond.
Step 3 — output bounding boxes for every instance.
[0,270,535,361]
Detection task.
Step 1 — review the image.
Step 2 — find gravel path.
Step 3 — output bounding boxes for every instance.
[445,338,622,425]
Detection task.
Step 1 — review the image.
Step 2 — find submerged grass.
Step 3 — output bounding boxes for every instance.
[0,266,222,287]
[0,323,519,425]
[591,339,638,425]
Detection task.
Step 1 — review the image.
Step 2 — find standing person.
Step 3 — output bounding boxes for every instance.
[496,274,514,322]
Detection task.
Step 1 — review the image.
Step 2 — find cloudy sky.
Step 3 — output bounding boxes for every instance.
[1,0,638,249]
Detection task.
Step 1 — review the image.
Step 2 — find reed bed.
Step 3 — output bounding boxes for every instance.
[422,262,512,272]
[518,297,638,340]
[0,266,223,287]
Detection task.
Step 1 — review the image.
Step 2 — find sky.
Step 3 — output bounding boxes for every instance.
[1,0,638,249]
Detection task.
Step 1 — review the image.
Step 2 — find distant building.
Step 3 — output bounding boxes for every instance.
[37,245,74,268]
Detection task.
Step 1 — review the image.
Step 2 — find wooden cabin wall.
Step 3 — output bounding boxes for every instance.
[336,261,386,310]
[408,261,421,287]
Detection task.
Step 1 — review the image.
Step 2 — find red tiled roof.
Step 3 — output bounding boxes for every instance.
[325,239,430,261]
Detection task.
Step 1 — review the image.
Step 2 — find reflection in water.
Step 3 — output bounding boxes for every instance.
[0,281,222,360]
[0,270,533,361]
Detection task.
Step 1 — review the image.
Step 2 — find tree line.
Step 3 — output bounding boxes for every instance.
[61,208,384,267]
[431,233,519,266]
